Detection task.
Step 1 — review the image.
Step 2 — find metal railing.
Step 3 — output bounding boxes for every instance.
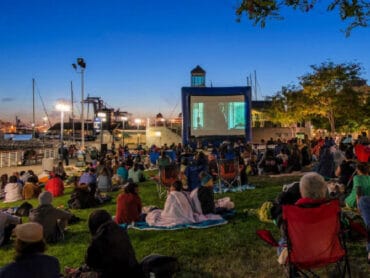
[0,148,58,168]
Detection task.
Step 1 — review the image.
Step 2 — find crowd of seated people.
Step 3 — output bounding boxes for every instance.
[0,132,368,276]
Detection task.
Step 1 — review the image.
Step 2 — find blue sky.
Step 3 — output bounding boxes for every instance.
[0,0,369,125]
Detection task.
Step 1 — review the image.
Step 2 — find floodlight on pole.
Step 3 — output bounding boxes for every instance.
[56,102,71,153]
[134,118,141,145]
[72,58,86,150]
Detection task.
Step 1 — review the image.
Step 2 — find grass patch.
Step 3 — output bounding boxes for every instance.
[0,174,369,277]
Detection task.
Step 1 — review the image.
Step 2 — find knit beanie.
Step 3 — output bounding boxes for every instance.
[39,191,53,205]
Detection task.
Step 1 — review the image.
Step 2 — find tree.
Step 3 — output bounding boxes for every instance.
[236,0,370,36]
[265,62,368,134]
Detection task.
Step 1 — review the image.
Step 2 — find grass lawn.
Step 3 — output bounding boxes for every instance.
[0,173,369,277]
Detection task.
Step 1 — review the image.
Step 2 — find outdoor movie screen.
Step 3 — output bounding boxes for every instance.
[190,95,246,137]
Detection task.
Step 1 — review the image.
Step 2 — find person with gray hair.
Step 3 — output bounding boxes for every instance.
[277,173,328,266]
[299,172,328,200]
[29,191,72,243]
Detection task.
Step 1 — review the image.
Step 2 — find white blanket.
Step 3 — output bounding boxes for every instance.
[146,191,222,227]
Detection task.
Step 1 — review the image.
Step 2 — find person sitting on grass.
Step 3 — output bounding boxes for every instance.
[344,162,370,262]
[146,180,222,227]
[0,211,21,247]
[190,171,216,215]
[3,175,23,203]
[29,191,72,243]
[116,162,129,184]
[65,209,142,278]
[22,175,41,200]
[97,167,112,192]
[54,161,67,180]
[45,173,64,197]
[128,163,145,183]
[115,180,143,225]
[345,162,370,209]
[0,222,61,278]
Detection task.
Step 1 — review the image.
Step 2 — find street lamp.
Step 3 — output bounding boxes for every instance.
[72,58,86,150]
[97,112,107,147]
[134,118,141,145]
[121,116,128,147]
[155,131,162,147]
[56,102,71,155]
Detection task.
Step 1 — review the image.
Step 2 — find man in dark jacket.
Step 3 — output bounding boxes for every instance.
[29,191,72,243]
[85,209,142,278]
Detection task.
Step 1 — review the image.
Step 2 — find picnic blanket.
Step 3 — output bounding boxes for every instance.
[214,184,255,193]
[119,210,235,231]
[146,191,223,227]
[121,218,228,231]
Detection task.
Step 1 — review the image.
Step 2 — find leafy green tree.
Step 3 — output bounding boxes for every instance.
[236,0,370,36]
[264,86,303,127]
[298,62,366,134]
[265,62,368,134]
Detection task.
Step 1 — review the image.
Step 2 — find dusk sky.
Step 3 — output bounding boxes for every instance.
[1,0,370,125]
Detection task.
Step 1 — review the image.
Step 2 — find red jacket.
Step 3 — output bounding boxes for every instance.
[45,177,64,197]
[355,144,370,163]
[115,193,142,224]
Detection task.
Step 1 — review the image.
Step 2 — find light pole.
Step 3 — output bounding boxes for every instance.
[155,131,162,147]
[97,112,107,149]
[56,102,71,157]
[134,118,141,145]
[121,116,128,147]
[72,58,86,150]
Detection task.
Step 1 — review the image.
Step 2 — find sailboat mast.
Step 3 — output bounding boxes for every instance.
[32,78,35,138]
[71,81,75,144]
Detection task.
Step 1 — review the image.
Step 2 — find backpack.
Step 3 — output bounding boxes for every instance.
[15,202,33,217]
[140,254,179,278]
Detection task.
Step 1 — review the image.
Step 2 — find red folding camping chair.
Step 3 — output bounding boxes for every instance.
[217,159,240,189]
[257,199,351,277]
[157,164,180,198]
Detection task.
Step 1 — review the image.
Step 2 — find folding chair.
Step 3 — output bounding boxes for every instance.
[157,164,180,198]
[257,199,351,277]
[217,159,241,189]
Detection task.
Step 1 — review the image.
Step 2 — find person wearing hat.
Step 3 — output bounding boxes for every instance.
[115,180,142,224]
[29,191,72,243]
[0,222,61,278]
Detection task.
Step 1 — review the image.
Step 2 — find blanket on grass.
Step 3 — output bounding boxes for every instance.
[214,184,255,193]
[146,191,223,227]
[119,210,235,231]
[120,218,228,231]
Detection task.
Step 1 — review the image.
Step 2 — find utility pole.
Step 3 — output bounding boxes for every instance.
[32,78,35,138]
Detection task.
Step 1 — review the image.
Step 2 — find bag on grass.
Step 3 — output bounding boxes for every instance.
[140,254,179,278]
[15,202,33,217]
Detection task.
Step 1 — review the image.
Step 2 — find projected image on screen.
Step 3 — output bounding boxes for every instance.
[190,95,245,136]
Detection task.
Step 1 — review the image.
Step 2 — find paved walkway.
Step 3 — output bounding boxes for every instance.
[0,159,78,176]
